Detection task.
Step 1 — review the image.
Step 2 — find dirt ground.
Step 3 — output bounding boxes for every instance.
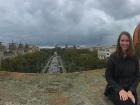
[0,69,140,105]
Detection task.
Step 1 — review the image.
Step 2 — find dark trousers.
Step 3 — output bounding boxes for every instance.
[108,91,138,105]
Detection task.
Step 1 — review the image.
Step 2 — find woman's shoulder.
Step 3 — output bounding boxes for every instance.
[108,52,118,63]
[110,52,117,59]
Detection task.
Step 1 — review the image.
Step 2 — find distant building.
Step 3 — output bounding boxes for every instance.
[9,42,17,55]
[24,44,40,53]
[5,42,39,57]
[97,45,116,60]
[64,44,79,49]
[17,43,24,55]
[0,42,6,52]
[76,45,97,51]
[0,41,40,66]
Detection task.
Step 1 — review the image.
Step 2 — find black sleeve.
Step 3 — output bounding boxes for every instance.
[105,56,122,93]
[129,57,140,93]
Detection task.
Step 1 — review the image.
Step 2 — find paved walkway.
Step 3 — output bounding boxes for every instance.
[0,69,139,105]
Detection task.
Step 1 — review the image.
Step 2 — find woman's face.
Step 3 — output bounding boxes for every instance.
[120,34,130,52]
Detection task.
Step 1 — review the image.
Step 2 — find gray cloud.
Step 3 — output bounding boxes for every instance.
[0,0,139,46]
[97,0,140,20]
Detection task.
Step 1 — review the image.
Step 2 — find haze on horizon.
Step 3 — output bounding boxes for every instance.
[0,0,140,46]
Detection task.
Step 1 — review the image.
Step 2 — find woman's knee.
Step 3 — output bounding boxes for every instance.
[118,99,135,105]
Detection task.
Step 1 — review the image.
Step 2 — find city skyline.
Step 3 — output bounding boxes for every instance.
[0,0,140,46]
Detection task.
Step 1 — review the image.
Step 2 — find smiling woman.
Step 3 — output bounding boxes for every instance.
[119,34,130,54]
[104,31,140,105]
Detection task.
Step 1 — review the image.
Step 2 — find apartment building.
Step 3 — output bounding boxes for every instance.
[98,45,116,60]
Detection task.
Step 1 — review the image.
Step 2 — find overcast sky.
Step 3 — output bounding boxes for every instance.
[0,0,140,46]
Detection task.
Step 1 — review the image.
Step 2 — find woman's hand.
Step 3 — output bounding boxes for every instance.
[119,89,128,101]
[127,91,135,104]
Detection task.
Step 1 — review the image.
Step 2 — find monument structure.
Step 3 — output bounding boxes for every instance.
[133,23,140,57]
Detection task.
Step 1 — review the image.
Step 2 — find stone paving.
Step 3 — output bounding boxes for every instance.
[0,69,139,105]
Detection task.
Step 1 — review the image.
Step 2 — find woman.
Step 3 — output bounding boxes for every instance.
[104,31,140,105]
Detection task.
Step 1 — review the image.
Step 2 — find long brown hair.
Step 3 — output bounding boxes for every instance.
[116,31,135,57]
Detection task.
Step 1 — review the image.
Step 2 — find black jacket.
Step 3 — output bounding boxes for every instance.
[104,52,140,96]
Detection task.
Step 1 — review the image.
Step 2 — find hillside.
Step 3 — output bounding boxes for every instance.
[0,69,140,105]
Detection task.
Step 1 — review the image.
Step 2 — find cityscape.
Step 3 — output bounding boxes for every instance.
[0,21,140,73]
[0,0,140,105]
